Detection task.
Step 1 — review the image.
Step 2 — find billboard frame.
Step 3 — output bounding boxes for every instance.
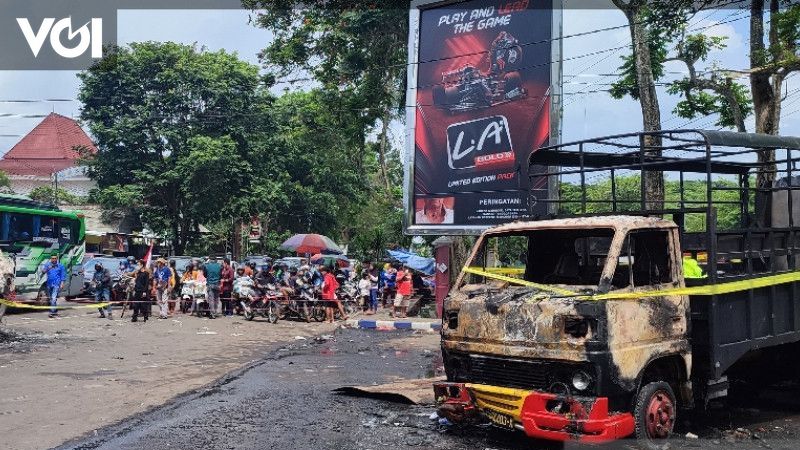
[403,0,563,235]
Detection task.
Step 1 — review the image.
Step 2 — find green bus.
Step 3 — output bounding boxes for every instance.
[0,195,86,303]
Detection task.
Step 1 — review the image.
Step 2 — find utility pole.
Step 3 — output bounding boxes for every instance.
[51,171,59,205]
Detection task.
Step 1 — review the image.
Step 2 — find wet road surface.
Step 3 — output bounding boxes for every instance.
[57,328,800,450]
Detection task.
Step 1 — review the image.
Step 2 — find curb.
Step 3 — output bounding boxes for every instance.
[345,318,441,331]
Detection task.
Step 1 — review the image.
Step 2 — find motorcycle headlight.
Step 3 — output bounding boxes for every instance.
[571,370,592,392]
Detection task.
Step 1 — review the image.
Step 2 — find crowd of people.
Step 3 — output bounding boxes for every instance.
[56,255,423,324]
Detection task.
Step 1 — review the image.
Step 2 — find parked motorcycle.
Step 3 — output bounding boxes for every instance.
[113,275,134,318]
[180,279,208,317]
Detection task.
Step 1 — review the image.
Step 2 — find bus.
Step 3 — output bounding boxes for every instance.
[0,195,86,304]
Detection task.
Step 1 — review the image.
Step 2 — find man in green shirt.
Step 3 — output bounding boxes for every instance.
[203,256,223,318]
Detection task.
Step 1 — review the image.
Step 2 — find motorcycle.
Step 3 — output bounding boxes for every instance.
[113,275,134,318]
[180,279,208,317]
[335,276,360,317]
[236,277,279,322]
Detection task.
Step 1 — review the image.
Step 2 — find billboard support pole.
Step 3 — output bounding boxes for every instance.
[548,0,564,217]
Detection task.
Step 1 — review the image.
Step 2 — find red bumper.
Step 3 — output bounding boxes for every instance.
[434,382,635,444]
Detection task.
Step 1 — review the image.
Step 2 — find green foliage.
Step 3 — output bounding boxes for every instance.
[559,175,747,232]
[0,171,12,194]
[772,3,800,64]
[610,32,669,100]
[243,2,411,258]
[243,2,409,118]
[28,186,85,205]
[609,1,692,100]
[78,42,269,254]
[664,33,753,130]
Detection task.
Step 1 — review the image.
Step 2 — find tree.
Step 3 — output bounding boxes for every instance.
[28,186,84,205]
[243,3,414,258]
[0,171,13,194]
[611,1,700,209]
[666,33,752,132]
[78,42,269,254]
[652,2,799,224]
[242,1,409,194]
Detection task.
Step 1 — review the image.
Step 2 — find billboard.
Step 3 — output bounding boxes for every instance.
[405,0,561,234]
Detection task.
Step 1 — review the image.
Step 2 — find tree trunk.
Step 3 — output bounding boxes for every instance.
[750,0,778,226]
[630,8,664,210]
[449,236,472,287]
[377,112,391,192]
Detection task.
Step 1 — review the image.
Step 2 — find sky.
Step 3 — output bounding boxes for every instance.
[0,3,798,159]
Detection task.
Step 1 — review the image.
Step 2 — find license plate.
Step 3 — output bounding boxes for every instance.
[485,409,516,430]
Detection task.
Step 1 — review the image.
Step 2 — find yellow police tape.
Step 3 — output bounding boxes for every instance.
[463,267,578,296]
[0,298,113,310]
[463,267,800,301]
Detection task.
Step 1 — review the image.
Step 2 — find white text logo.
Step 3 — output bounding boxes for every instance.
[17,17,102,59]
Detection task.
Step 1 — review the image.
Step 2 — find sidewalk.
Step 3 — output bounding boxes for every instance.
[344,308,441,331]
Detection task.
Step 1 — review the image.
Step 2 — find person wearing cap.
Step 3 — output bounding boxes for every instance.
[41,253,67,318]
[92,263,113,319]
[153,258,171,319]
[203,256,223,318]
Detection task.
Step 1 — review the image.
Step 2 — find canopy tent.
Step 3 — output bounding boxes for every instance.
[387,250,435,276]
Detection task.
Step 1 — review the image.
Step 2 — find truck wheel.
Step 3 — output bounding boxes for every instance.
[634,381,676,449]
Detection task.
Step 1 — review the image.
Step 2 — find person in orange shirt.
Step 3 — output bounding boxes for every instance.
[394,264,413,319]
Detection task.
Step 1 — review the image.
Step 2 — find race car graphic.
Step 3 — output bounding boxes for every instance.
[432,31,526,114]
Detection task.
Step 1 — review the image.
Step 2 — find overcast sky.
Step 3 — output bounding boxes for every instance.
[0,4,798,158]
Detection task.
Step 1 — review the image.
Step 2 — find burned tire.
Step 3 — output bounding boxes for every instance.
[266,300,279,324]
[504,71,522,92]
[634,381,676,449]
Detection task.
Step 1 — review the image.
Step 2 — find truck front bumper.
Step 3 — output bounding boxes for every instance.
[433,381,635,444]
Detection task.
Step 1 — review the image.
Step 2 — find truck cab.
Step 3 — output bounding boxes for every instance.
[434,129,800,447]
[436,216,690,445]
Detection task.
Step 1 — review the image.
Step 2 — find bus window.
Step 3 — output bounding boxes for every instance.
[38,216,58,240]
[8,213,34,242]
[59,220,77,244]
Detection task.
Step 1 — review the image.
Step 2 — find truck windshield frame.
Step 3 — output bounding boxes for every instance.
[462,227,617,290]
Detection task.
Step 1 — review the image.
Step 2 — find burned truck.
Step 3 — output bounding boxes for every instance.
[434,130,800,448]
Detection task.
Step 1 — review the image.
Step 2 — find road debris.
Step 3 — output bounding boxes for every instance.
[335,376,445,405]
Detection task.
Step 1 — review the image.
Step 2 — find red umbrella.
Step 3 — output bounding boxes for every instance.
[279,233,343,255]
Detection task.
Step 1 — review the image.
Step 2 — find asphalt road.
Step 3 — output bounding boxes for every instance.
[56,328,800,450]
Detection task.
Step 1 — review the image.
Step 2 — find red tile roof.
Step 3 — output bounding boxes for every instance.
[0,113,97,176]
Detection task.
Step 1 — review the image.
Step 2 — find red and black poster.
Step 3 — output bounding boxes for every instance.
[408,0,554,232]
